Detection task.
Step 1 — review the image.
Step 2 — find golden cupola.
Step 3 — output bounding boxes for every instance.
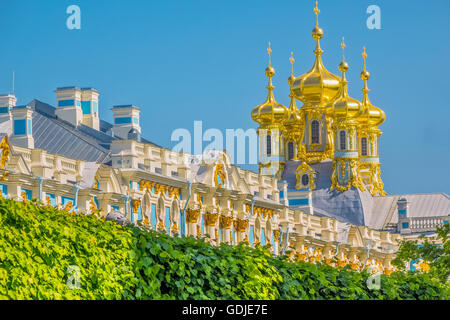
[251,42,288,127]
[291,1,341,107]
[358,47,386,127]
[329,38,363,121]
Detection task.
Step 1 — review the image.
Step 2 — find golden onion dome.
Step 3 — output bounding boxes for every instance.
[251,42,288,126]
[291,2,341,106]
[329,38,363,120]
[358,47,386,127]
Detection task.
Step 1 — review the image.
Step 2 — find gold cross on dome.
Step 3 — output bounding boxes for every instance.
[314,1,320,26]
[341,37,346,60]
[267,42,272,66]
[362,47,368,70]
[289,52,295,75]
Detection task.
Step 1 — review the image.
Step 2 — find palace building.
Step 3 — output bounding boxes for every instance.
[251,2,449,237]
[0,2,448,274]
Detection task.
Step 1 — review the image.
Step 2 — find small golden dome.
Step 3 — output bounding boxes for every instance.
[358,47,385,127]
[291,2,341,106]
[285,94,302,126]
[251,42,288,127]
[329,38,363,120]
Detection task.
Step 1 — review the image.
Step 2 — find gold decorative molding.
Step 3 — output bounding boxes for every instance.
[214,164,226,188]
[234,219,249,232]
[132,199,141,214]
[204,212,219,227]
[219,215,233,229]
[186,208,200,223]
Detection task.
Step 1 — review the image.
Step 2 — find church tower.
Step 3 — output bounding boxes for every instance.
[357,47,386,195]
[251,43,288,178]
[250,1,387,198]
[328,38,365,192]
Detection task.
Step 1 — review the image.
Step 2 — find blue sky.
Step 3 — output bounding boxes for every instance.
[0,0,449,195]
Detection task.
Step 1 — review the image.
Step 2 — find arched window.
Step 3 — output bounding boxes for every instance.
[266,135,272,156]
[288,142,294,160]
[361,137,368,156]
[301,174,309,186]
[311,120,320,144]
[340,131,346,150]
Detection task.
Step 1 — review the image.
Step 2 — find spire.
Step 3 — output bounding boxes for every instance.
[312,1,324,56]
[361,46,371,105]
[265,41,276,103]
[288,52,297,109]
[338,37,350,98]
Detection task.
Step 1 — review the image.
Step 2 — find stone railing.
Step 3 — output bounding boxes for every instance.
[409,216,448,233]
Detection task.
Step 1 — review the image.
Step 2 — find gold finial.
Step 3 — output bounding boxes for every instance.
[288,52,295,85]
[361,46,370,82]
[362,46,368,71]
[314,1,320,27]
[289,52,295,76]
[339,37,349,75]
[312,1,324,51]
[267,41,272,67]
[341,37,346,62]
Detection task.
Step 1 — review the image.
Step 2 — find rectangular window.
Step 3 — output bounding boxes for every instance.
[114,117,132,124]
[361,137,368,156]
[289,198,309,206]
[132,117,139,125]
[62,196,74,206]
[81,101,91,114]
[249,225,254,247]
[151,204,157,230]
[288,142,294,160]
[27,119,32,135]
[58,99,74,107]
[398,209,406,215]
[47,193,56,206]
[92,101,98,114]
[22,188,32,200]
[266,135,272,156]
[0,107,9,113]
[165,207,171,234]
[340,131,346,150]
[13,119,26,135]
[0,184,7,197]
[402,222,409,229]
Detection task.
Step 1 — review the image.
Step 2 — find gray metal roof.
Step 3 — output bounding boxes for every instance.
[370,193,450,229]
[283,159,450,230]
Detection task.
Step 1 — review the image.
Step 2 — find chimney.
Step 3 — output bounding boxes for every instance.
[112,105,141,140]
[397,198,411,234]
[0,94,16,121]
[80,88,100,130]
[10,105,34,148]
[54,86,82,126]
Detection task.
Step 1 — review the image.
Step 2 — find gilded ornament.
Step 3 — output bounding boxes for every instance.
[186,208,200,223]
[204,212,219,227]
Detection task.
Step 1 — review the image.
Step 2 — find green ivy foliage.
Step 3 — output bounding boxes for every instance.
[0,198,448,300]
